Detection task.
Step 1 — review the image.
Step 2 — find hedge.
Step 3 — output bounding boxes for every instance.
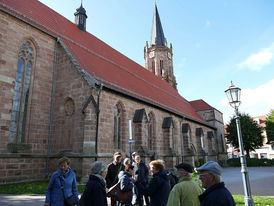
[227,158,274,167]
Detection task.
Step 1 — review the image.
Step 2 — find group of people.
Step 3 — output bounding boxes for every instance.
[45,153,235,206]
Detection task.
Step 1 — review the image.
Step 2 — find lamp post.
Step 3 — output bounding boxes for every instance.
[225,81,254,206]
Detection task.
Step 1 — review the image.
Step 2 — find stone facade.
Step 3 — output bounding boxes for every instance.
[0,10,55,183]
[195,108,227,161]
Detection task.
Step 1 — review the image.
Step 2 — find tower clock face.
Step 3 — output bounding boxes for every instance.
[167,52,171,59]
[149,51,155,58]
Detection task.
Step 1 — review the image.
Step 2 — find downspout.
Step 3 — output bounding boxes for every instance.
[180,122,184,162]
[95,83,103,161]
[46,38,59,178]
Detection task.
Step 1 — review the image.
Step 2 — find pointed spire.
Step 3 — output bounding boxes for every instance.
[150,3,165,46]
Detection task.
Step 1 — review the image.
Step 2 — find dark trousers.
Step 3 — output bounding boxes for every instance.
[136,182,150,206]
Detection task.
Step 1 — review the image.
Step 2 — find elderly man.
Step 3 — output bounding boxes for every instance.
[167,163,203,206]
[197,161,235,206]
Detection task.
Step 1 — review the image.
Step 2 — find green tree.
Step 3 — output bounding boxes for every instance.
[266,109,274,143]
[226,113,263,157]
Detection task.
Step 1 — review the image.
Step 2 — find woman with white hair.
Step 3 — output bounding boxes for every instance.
[80,161,108,206]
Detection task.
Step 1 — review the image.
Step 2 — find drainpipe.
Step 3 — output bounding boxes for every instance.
[95,84,103,161]
[46,38,59,178]
[180,122,184,162]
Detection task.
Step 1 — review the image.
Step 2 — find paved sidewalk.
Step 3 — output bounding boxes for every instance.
[0,195,45,206]
[0,195,113,206]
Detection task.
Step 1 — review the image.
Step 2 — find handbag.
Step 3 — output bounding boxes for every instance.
[106,181,132,204]
[59,176,78,206]
[64,195,78,206]
[78,194,85,206]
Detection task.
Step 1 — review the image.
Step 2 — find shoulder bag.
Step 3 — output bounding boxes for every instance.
[106,180,132,204]
[59,176,78,206]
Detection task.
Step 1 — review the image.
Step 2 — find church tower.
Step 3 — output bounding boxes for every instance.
[74,2,88,32]
[144,3,177,89]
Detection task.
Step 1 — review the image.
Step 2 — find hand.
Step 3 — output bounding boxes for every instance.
[130,177,136,183]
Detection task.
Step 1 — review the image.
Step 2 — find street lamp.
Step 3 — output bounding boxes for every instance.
[225,81,254,206]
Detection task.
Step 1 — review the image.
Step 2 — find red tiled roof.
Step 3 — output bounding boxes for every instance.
[190,99,213,111]
[1,0,211,125]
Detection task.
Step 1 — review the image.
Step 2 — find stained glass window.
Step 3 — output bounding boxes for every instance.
[9,41,34,143]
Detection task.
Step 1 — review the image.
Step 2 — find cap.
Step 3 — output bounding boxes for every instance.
[196,161,222,176]
[113,152,122,157]
[132,152,138,156]
[175,163,194,173]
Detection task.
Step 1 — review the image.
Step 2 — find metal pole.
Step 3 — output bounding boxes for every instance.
[235,108,254,206]
[130,142,133,163]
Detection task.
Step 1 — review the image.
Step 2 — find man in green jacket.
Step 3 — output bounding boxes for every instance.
[167,163,203,206]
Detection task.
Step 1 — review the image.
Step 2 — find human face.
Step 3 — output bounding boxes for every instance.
[101,170,107,179]
[135,156,141,164]
[59,162,69,172]
[115,156,122,164]
[150,165,159,175]
[176,168,187,178]
[199,171,214,189]
[128,168,134,176]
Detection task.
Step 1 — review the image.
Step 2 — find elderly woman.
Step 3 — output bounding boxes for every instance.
[45,156,79,206]
[146,160,170,206]
[80,161,108,206]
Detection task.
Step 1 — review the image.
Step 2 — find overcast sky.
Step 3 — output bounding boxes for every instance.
[39,0,274,123]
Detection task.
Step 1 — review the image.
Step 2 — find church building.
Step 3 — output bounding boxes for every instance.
[0,0,227,183]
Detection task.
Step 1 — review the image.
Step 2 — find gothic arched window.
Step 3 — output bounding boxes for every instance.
[147,113,153,150]
[171,122,175,149]
[9,41,34,143]
[114,104,121,149]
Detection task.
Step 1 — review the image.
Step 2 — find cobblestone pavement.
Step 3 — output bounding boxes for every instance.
[0,167,273,205]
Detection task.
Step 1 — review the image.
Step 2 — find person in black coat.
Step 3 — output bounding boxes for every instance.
[106,152,125,206]
[146,160,171,206]
[133,155,149,206]
[106,152,125,188]
[80,161,108,206]
[197,161,235,206]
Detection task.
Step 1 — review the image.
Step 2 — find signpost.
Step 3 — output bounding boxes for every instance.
[128,120,135,162]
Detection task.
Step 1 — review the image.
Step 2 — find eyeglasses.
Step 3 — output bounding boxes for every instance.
[199,172,211,178]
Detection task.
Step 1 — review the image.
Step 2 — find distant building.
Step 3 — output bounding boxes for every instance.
[250,116,274,159]
[0,0,226,183]
[225,116,274,159]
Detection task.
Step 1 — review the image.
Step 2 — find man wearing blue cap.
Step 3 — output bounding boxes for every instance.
[197,161,235,206]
